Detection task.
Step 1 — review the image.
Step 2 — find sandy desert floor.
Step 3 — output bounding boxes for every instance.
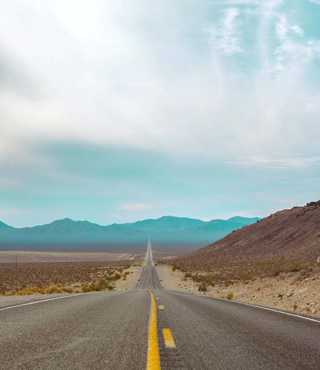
[156,264,320,317]
[0,250,140,263]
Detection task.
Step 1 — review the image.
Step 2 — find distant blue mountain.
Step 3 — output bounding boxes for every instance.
[0,221,13,229]
[227,216,260,225]
[0,216,259,251]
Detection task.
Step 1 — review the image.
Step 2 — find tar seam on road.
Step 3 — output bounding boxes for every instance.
[147,289,161,370]
[0,293,91,312]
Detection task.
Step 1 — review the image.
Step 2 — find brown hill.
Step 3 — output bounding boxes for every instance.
[178,201,320,270]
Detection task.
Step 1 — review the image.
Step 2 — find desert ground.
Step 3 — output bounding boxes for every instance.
[156,262,320,317]
[0,250,141,263]
[2,249,320,318]
[0,251,143,302]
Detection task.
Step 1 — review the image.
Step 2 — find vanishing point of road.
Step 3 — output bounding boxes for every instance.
[1,241,320,369]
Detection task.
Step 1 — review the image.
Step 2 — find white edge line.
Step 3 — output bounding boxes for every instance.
[210,295,320,324]
[0,293,88,312]
[171,290,320,324]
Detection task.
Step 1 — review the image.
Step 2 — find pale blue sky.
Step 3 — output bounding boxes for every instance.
[0,0,320,227]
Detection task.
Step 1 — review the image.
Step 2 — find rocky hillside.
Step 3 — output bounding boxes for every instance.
[178,201,320,269]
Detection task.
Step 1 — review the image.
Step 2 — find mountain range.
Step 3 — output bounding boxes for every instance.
[0,216,259,251]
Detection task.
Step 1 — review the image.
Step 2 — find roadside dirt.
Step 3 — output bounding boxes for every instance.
[156,264,320,317]
[0,251,135,263]
[0,260,143,296]
[114,264,142,291]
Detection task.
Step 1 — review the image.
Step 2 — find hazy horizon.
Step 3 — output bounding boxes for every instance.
[1,0,320,227]
[1,214,260,229]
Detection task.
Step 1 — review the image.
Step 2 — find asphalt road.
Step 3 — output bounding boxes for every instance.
[1,241,320,369]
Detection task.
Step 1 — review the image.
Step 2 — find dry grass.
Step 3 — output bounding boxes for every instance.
[0,261,133,296]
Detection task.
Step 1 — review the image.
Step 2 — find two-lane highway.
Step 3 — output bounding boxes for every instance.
[1,241,320,369]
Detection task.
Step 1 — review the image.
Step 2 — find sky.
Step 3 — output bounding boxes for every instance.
[1,0,320,227]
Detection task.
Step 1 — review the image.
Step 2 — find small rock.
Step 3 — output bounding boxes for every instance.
[317,256,320,265]
[244,281,249,284]
[286,289,293,297]
[278,290,284,298]
[305,278,309,282]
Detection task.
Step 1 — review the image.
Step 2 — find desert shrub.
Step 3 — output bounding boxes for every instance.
[82,280,114,292]
[192,274,202,283]
[268,269,280,277]
[293,304,298,311]
[172,264,180,272]
[81,284,92,292]
[226,292,234,300]
[184,272,192,278]
[198,282,208,292]
[61,286,74,293]
[288,264,300,273]
[45,285,63,294]
[17,286,44,295]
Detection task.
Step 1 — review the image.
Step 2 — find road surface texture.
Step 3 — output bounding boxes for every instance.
[1,241,320,369]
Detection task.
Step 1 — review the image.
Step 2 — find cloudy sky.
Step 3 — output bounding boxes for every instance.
[1,0,320,227]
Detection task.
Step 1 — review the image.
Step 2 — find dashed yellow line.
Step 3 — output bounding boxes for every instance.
[158,305,164,310]
[163,328,176,348]
[147,289,161,370]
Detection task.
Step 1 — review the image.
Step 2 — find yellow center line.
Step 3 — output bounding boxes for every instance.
[162,328,176,348]
[158,305,164,310]
[147,289,161,370]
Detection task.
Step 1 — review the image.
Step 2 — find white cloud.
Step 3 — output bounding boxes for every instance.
[227,156,320,170]
[222,0,259,4]
[206,7,243,55]
[119,203,152,211]
[276,15,288,40]
[0,0,319,172]
[291,25,304,37]
[273,14,320,72]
